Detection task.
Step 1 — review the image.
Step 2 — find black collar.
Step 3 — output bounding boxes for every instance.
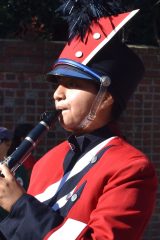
[67,125,115,154]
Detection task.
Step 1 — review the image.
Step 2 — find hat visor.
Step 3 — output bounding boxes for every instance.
[46,59,102,84]
[47,64,94,82]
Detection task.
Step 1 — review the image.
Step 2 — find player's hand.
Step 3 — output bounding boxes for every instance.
[0,164,26,212]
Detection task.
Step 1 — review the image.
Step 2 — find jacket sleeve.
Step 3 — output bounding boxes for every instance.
[0,194,63,240]
[78,158,158,240]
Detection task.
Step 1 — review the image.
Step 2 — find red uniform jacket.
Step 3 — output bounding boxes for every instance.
[28,136,157,240]
[0,136,158,240]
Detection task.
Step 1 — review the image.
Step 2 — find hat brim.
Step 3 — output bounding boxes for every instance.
[47,58,102,84]
[0,128,13,141]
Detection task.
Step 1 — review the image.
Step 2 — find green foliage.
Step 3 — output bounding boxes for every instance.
[0,0,67,40]
[0,0,160,45]
[123,0,160,46]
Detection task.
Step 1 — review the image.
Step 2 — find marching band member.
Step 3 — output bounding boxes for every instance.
[0,1,157,239]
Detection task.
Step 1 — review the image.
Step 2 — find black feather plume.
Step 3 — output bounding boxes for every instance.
[56,0,129,41]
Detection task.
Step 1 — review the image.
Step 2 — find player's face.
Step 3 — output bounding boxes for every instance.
[53,77,98,133]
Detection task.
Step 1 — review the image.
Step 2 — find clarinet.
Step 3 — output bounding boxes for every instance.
[2,109,60,173]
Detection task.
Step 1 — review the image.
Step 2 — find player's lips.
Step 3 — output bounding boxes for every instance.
[56,106,68,111]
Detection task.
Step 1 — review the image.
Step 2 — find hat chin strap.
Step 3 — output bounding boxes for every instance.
[77,76,111,130]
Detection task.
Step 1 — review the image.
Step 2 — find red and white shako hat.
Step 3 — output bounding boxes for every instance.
[47,1,145,111]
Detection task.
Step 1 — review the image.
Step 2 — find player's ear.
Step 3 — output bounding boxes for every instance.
[100,92,114,111]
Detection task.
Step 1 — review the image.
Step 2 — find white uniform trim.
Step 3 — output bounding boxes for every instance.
[82,10,139,65]
[48,218,87,240]
[35,136,116,203]
[52,188,75,211]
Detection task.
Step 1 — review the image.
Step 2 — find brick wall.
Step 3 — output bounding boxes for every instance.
[0,40,160,239]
